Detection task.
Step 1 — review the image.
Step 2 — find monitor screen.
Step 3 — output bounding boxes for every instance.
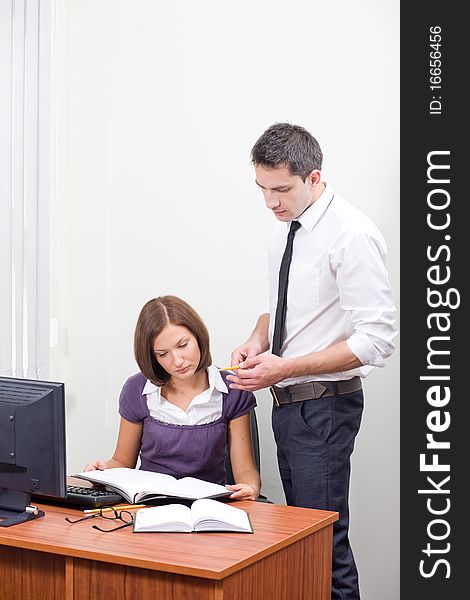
[0,376,67,523]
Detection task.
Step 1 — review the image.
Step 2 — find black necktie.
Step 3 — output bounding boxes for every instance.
[271,220,301,356]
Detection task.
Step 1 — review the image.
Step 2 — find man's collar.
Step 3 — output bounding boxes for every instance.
[296,183,334,232]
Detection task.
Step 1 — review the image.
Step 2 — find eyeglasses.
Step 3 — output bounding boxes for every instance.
[65,507,134,532]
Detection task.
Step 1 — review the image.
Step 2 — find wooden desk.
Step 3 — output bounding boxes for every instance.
[0,498,338,600]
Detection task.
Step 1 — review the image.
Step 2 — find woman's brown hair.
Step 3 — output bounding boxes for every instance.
[134,295,212,385]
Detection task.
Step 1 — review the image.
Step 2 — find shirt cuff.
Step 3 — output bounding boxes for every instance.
[347,334,386,368]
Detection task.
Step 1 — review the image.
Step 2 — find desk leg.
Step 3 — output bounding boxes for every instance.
[65,556,75,600]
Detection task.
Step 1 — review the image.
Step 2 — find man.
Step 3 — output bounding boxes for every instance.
[228,122,397,599]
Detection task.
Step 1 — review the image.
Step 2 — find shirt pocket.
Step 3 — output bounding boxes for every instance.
[288,262,320,309]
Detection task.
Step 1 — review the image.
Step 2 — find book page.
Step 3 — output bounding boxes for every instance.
[74,468,230,501]
[133,504,193,532]
[191,499,252,532]
[74,468,177,501]
[169,477,229,499]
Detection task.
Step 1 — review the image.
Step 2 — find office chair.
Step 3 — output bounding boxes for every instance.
[225,408,272,503]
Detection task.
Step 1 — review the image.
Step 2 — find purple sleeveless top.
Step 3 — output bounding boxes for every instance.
[118,371,256,485]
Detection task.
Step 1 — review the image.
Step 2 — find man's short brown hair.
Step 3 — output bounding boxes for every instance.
[251,122,323,181]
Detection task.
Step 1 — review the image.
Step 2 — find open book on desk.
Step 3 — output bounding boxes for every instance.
[133,499,253,533]
[73,468,231,504]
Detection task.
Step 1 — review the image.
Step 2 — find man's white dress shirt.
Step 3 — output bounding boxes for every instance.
[267,184,398,386]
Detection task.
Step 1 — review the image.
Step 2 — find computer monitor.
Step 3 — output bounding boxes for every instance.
[0,376,67,527]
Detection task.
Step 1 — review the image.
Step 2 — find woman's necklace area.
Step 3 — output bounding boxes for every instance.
[166,381,195,403]
[165,374,209,404]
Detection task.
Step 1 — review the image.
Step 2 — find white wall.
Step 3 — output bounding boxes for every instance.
[51,1,399,598]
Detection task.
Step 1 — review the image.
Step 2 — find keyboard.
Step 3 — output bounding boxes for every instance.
[33,485,124,509]
[64,484,125,508]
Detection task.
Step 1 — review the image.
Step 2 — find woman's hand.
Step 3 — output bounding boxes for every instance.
[225,483,258,501]
[83,460,108,472]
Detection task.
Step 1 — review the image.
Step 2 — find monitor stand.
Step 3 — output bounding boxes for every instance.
[0,489,45,527]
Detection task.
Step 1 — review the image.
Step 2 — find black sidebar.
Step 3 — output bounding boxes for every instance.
[400,4,465,599]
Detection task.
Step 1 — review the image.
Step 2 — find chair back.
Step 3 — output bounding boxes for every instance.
[225,408,271,502]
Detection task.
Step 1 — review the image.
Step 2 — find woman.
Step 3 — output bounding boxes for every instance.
[85,295,260,500]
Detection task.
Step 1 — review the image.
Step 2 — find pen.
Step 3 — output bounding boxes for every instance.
[219,365,241,371]
[83,504,146,514]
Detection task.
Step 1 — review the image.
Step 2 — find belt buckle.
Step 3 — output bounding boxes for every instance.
[269,386,280,407]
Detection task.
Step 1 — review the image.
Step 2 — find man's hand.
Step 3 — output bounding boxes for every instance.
[226,353,290,391]
[230,314,270,367]
[230,340,265,368]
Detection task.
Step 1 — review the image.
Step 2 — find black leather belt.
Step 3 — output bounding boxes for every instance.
[270,376,362,406]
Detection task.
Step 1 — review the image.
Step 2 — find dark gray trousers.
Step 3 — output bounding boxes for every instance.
[272,388,364,600]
